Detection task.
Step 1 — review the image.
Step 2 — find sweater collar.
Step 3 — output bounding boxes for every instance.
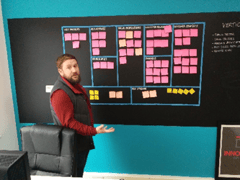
[59,75,83,94]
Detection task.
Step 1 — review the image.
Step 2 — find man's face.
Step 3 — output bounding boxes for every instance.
[58,59,81,85]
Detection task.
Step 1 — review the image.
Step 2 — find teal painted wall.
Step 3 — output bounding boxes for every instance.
[1,0,240,177]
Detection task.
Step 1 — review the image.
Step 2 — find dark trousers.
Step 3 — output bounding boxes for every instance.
[75,150,89,177]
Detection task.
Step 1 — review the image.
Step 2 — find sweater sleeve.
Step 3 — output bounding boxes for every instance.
[51,89,97,136]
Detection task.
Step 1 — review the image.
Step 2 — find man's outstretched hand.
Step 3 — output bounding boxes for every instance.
[96,124,115,134]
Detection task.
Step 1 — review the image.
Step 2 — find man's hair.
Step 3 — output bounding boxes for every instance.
[56,54,77,69]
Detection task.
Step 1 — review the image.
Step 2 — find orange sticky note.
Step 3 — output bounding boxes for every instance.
[116,91,123,98]
[142,91,150,99]
[126,31,133,39]
[149,90,157,98]
[109,91,116,98]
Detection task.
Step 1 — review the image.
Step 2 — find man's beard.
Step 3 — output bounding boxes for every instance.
[65,74,81,85]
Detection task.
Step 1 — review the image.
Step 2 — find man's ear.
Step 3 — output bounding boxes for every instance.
[58,68,63,76]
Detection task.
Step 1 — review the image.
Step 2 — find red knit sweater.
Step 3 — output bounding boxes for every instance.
[50,76,97,136]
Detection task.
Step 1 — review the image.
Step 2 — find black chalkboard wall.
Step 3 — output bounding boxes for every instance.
[8,12,240,126]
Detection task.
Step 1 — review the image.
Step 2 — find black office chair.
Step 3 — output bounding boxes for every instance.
[20,124,77,177]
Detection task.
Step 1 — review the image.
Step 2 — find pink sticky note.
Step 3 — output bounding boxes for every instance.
[190,29,198,37]
[153,68,161,75]
[91,32,99,39]
[175,38,182,46]
[119,57,127,64]
[72,33,79,40]
[146,48,154,55]
[79,33,87,41]
[146,76,153,83]
[190,66,197,74]
[174,66,181,74]
[153,76,161,84]
[161,31,169,37]
[174,49,182,57]
[119,49,126,56]
[146,68,153,75]
[182,66,189,74]
[161,76,169,83]
[72,41,79,49]
[182,49,189,56]
[154,39,161,47]
[118,31,126,38]
[154,60,161,67]
[134,40,142,47]
[126,40,134,47]
[183,37,191,45]
[174,57,181,65]
[93,62,100,69]
[146,30,154,38]
[146,40,154,47]
[182,29,190,37]
[134,31,142,38]
[190,49,197,56]
[100,61,107,69]
[92,40,99,48]
[92,48,100,56]
[175,29,182,37]
[182,58,190,66]
[162,39,169,47]
[64,33,71,41]
[99,32,106,39]
[162,60,169,67]
[164,25,172,33]
[154,29,161,37]
[146,60,154,68]
[127,48,134,56]
[190,58,198,65]
[107,62,114,69]
[99,40,106,48]
[161,68,168,75]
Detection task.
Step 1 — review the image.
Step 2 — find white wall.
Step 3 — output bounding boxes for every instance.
[0,2,18,150]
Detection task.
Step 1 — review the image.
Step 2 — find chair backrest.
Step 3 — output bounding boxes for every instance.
[20,124,77,177]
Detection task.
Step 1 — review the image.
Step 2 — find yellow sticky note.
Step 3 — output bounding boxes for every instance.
[149,90,157,98]
[173,88,178,94]
[135,48,142,56]
[116,91,123,99]
[109,91,116,98]
[90,95,94,100]
[94,90,99,95]
[142,91,150,99]
[178,89,183,95]
[95,95,99,100]
[189,88,195,95]
[167,88,172,93]
[89,90,94,95]
[126,31,133,39]
[119,39,126,47]
[184,89,189,95]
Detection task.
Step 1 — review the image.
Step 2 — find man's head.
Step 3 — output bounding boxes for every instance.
[56,54,81,85]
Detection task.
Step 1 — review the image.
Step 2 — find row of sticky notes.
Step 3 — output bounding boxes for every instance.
[89,90,99,100]
[167,88,195,95]
[109,91,123,99]
[146,60,169,68]
[118,31,142,39]
[93,61,114,69]
[142,90,157,99]
[175,29,198,37]
[146,39,169,48]
[174,57,198,66]
[91,31,106,40]
[146,76,169,84]
[175,38,191,46]
[65,33,87,41]
[119,39,142,48]
[146,26,172,38]
[146,68,168,76]
[174,49,197,57]
[119,48,143,56]
[92,40,106,48]
[173,66,197,74]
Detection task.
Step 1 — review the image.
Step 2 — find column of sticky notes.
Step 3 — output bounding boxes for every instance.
[64,33,87,49]
[89,90,99,100]
[91,31,107,56]
[145,60,169,84]
[92,61,114,69]
[118,30,143,65]
[145,25,172,55]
